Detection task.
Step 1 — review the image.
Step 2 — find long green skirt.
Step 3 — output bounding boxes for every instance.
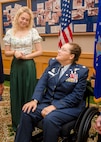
[10,57,37,131]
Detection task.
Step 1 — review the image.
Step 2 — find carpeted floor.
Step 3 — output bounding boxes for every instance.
[0,86,15,142]
[0,86,42,142]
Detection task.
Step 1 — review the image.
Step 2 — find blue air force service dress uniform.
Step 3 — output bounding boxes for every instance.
[15,58,89,142]
[3,28,42,131]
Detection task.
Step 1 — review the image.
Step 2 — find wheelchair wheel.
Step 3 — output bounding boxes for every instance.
[74,107,88,131]
[77,107,100,142]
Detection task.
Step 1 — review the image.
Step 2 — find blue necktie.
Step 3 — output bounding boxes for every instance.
[58,66,64,79]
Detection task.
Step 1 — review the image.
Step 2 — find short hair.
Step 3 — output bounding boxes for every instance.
[69,43,82,63]
[12,6,34,33]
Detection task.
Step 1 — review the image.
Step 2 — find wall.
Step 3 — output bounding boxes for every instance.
[2,50,94,80]
[1,33,95,53]
[1,33,95,80]
[0,0,96,80]
[40,33,95,53]
[0,0,96,53]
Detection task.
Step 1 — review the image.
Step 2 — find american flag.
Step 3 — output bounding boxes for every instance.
[93,0,101,102]
[58,0,73,48]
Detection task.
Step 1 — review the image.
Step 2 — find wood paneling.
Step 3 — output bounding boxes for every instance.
[1,50,94,79]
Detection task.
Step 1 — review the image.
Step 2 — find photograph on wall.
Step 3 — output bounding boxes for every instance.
[31,0,99,34]
[2,0,27,34]
[72,0,98,32]
[31,0,61,34]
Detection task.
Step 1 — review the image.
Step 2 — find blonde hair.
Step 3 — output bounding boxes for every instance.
[12,6,34,33]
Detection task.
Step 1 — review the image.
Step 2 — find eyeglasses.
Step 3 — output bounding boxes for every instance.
[58,48,71,54]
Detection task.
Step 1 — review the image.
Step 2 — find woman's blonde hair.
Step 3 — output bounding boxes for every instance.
[12,6,34,33]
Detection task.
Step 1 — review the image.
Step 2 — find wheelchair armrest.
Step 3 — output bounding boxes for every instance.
[89,75,95,88]
[83,80,94,100]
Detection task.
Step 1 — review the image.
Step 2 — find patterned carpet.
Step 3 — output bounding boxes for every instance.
[0,86,42,142]
[0,86,15,142]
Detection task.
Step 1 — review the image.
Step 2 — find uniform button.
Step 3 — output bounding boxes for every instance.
[51,97,54,101]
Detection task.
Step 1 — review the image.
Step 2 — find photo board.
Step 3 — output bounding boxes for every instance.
[31,0,98,34]
[31,0,61,34]
[72,0,98,33]
[2,0,27,35]
[1,0,99,35]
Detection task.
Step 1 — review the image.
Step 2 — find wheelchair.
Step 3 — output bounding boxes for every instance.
[31,80,100,142]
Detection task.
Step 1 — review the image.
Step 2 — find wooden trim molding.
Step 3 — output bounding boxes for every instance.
[2,50,94,79]
[40,32,95,37]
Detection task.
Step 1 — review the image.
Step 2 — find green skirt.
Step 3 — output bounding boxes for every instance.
[10,57,37,131]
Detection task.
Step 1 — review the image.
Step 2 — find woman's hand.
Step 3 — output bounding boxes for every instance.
[22,100,38,113]
[14,51,23,59]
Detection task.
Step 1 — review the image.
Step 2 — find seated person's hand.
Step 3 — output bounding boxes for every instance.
[95,115,101,134]
[22,100,38,113]
[41,105,56,118]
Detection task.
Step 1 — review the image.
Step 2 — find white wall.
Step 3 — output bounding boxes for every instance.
[41,33,95,53]
[1,33,95,54]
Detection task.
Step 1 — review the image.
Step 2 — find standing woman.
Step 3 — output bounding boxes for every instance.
[3,6,42,131]
[0,46,4,101]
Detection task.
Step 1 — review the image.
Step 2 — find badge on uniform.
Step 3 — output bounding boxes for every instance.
[48,68,56,76]
[66,68,79,83]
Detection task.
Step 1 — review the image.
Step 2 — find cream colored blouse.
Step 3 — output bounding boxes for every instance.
[3,28,42,55]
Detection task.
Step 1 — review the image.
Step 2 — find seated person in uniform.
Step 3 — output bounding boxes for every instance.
[14,43,89,142]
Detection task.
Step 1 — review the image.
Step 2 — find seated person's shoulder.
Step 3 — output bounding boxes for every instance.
[76,64,89,71]
[49,58,57,65]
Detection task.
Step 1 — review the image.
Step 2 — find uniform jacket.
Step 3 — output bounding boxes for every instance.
[0,47,4,84]
[32,58,89,117]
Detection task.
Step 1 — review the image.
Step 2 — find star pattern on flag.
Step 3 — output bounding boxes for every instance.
[61,0,71,30]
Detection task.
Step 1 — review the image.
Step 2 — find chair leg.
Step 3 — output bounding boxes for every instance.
[31,131,43,142]
[60,134,77,142]
[58,137,68,142]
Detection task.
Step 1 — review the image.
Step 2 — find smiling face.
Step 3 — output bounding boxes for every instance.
[17,12,30,29]
[56,43,75,65]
